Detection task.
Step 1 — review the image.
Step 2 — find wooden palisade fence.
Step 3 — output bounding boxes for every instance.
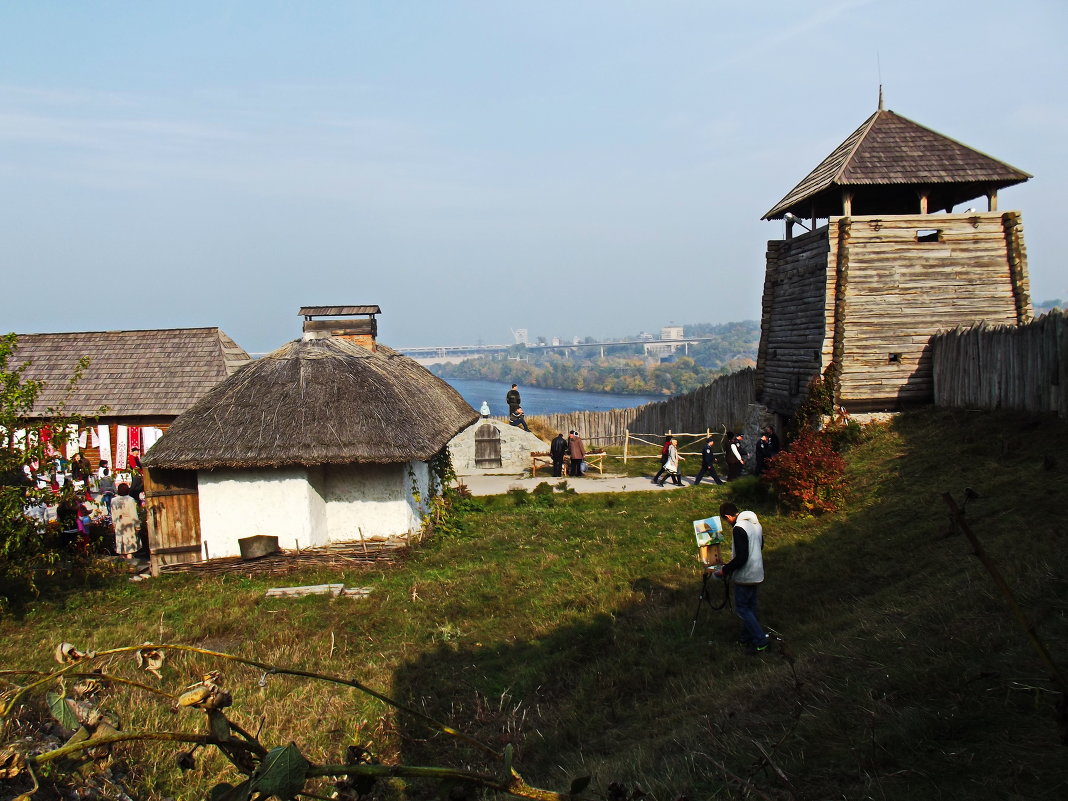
[932,310,1067,418]
[526,368,757,445]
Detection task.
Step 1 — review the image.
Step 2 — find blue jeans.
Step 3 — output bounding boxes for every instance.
[734,583,768,646]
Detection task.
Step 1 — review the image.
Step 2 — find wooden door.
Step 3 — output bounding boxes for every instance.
[144,468,202,575]
[474,424,502,468]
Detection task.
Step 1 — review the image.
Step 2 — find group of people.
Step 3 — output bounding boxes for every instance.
[652,426,779,487]
[506,384,531,431]
[22,446,148,560]
[548,430,586,476]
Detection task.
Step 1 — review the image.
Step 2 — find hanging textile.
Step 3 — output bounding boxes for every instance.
[128,426,142,469]
[140,426,163,452]
[115,425,129,470]
[97,424,113,469]
[90,427,99,448]
[66,424,80,458]
[79,429,88,449]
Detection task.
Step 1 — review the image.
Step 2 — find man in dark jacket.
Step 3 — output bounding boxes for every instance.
[693,437,725,486]
[506,384,521,414]
[549,432,568,476]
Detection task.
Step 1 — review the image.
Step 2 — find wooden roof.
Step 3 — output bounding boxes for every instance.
[12,328,251,418]
[764,109,1031,220]
[299,305,381,317]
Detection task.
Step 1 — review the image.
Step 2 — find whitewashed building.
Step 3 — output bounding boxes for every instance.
[143,307,478,564]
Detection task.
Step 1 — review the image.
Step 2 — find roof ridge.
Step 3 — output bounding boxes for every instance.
[829,108,882,185]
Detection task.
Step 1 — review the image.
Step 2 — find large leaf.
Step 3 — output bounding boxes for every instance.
[45,692,79,732]
[250,742,309,800]
[208,780,252,801]
[569,775,591,795]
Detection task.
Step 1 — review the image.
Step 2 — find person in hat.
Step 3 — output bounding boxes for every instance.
[693,436,725,486]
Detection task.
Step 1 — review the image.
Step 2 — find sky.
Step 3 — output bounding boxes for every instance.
[2,1,1066,353]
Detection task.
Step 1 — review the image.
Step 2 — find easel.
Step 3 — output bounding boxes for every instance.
[690,542,728,636]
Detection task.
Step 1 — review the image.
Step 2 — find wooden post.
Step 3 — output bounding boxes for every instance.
[918,191,929,214]
[623,429,630,463]
[942,492,1068,701]
[987,190,998,211]
[842,190,853,217]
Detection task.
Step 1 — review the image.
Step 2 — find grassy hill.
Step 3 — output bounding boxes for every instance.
[1,407,1065,800]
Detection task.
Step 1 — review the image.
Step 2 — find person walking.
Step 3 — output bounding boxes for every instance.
[713,502,769,653]
[110,483,140,559]
[657,437,683,486]
[693,437,725,486]
[725,431,745,481]
[651,435,672,484]
[567,430,586,476]
[549,432,568,477]
[97,466,116,515]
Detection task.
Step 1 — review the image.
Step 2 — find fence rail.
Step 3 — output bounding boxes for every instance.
[932,311,1067,418]
[526,368,757,445]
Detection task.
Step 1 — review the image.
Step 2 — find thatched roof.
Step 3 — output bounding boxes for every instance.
[143,337,478,470]
[12,328,250,418]
[764,108,1031,220]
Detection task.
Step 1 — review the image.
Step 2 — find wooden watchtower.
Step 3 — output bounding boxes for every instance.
[755,100,1033,416]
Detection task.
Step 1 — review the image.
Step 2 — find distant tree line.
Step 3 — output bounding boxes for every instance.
[429,320,759,395]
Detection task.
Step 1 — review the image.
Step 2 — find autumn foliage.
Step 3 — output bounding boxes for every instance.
[763,428,847,515]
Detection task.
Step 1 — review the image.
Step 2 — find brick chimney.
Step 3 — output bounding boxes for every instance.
[299,305,380,351]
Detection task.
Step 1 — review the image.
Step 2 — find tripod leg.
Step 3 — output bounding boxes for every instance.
[689,572,711,637]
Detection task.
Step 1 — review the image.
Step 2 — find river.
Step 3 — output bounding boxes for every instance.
[442,378,663,415]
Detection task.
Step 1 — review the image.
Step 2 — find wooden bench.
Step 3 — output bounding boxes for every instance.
[530,451,606,477]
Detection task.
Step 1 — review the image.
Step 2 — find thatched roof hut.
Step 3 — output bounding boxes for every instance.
[144,336,478,470]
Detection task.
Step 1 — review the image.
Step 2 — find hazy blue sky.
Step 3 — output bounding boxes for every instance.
[3,1,1065,352]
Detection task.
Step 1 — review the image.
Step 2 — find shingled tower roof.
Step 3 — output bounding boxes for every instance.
[763,108,1031,220]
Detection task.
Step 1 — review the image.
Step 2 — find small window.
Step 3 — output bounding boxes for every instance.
[888,353,902,364]
[916,229,942,243]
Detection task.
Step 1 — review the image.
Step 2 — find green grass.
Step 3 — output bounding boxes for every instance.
[2,408,1066,800]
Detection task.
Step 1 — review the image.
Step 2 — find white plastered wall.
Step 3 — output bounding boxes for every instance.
[197,467,327,558]
[322,461,429,541]
[196,462,429,558]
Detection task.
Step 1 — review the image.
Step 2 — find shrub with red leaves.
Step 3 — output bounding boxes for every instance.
[763,428,847,515]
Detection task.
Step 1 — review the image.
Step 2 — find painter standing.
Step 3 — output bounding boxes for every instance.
[714,502,770,653]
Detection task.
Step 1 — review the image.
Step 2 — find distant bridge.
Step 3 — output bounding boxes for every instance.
[398,337,723,362]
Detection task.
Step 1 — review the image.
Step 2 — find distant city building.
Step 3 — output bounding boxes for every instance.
[512,328,529,345]
[660,326,684,340]
[551,337,561,346]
